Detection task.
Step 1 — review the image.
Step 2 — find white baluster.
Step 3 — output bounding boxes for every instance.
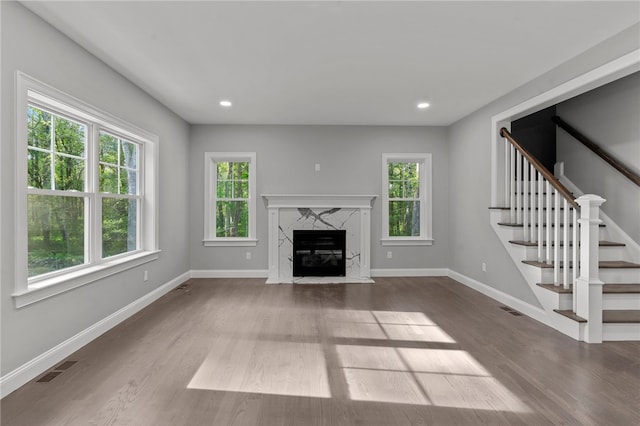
[530,164,536,243]
[563,198,570,289]
[505,139,510,208]
[510,145,516,223]
[546,180,551,264]
[537,172,543,261]
[554,190,560,285]
[523,161,529,241]
[516,152,522,224]
[572,206,579,309]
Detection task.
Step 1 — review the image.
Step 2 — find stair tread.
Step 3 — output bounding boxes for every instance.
[554,309,587,322]
[510,240,624,247]
[523,260,640,269]
[603,310,640,323]
[538,283,640,294]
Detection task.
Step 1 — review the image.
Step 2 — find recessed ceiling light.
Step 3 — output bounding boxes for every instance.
[219,100,232,107]
[417,102,430,109]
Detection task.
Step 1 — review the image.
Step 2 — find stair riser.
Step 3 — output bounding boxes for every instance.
[600,269,640,282]
[539,269,640,284]
[603,294,640,310]
[519,246,626,262]
[603,323,640,341]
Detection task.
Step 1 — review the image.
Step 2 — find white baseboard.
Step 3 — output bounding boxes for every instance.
[0,271,190,399]
[190,269,269,279]
[447,269,550,327]
[371,268,449,277]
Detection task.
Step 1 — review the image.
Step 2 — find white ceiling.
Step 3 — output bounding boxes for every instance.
[21,1,640,126]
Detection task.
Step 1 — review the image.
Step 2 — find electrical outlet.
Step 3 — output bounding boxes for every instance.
[315,163,321,172]
[482,262,487,272]
[144,270,149,281]
[246,251,251,260]
[387,251,393,259]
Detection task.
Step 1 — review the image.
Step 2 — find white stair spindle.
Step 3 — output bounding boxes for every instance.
[563,198,570,289]
[545,180,551,264]
[554,190,560,285]
[523,161,529,241]
[572,206,579,307]
[516,151,522,224]
[510,145,516,223]
[537,172,543,261]
[530,164,536,243]
[505,139,510,209]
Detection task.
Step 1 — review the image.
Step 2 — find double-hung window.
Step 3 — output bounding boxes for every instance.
[381,153,433,245]
[203,152,257,246]
[15,72,158,307]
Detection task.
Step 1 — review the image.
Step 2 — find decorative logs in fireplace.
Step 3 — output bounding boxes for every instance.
[292,229,346,277]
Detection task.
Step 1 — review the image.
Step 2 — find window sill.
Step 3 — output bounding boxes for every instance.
[381,238,434,246]
[203,238,258,247]
[14,250,161,308]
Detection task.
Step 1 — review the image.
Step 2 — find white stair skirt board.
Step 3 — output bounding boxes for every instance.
[0,271,190,399]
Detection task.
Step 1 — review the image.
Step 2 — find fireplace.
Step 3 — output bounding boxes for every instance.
[293,230,346,277]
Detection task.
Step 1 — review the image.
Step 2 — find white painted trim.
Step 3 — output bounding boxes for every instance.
[14,71,160,301]
[190,269,269,279]
[0,271,189,399]
[447,269,549,324]
[203,152,257,243]
[371,268,448,277]
[261,194,377,209]
[491,49,640,206]
[13,251,160,308]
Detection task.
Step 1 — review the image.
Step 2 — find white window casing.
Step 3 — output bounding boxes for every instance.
[203,152,257,247]
[14,72,159,308]
[381,153,433,246]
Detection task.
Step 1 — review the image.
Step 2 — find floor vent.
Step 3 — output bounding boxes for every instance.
[500,306,523,316]
[37,371,62,383]
[55,360,77,370]
[175,280,192,291]
[37,360,77,383]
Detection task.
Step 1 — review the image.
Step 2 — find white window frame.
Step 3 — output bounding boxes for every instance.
[203,152,257,247]
[14,72,159,308]
[381,153,433,246]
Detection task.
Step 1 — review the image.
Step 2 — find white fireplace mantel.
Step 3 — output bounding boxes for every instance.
[261,194,377,284]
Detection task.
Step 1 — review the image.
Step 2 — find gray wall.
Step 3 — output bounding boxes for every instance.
[447,24,640,305]
[189,125,450,271]
[556,71,640,243]
[1,2,190,376]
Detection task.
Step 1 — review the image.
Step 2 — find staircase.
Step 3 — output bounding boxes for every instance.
[490,128,640,342]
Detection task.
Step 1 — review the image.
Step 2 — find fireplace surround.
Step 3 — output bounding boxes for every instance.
[262,194,377,284]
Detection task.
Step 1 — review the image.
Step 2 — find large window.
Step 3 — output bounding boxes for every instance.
[382,153,432,245]
[203,152,257,246]
[16,72,158,307]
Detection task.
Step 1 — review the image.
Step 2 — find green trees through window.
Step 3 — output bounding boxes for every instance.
[26,105,140,278]
[388,162,421,237]
[215,161,249,237]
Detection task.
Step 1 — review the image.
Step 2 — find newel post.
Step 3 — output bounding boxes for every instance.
[575,194,606,343]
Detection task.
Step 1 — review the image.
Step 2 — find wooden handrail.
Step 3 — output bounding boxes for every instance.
[552,116,640,187]
[500,127,578,208]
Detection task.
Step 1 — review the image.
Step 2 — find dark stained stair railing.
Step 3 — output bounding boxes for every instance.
[552,115,640,187]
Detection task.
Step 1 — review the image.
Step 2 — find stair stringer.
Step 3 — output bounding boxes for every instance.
[490,209,585,340]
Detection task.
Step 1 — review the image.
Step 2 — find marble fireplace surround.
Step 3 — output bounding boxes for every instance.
[262,194,377,284]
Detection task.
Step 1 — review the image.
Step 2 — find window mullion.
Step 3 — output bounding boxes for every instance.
[50,114,56,190]
[88,124,100,263]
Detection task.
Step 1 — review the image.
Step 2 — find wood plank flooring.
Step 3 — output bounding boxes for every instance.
[2,277,639,426]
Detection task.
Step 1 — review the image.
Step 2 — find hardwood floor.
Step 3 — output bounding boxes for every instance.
[2,277,639,425]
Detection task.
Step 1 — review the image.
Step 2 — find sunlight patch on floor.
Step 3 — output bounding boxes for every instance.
[188,339,331,398]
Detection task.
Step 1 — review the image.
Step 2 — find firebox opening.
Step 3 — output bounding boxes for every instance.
[293,230,346,277]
